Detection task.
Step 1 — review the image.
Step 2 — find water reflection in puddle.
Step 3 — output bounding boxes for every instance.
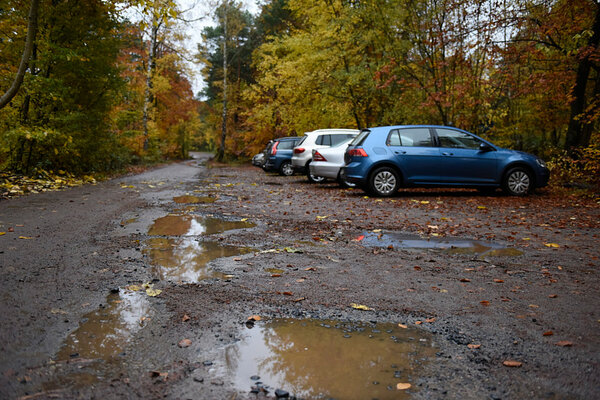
[225,319,435,399]
[148,215,255,236]
[56,291,151,361]
[144,237,252,281]
[362,232,523,256]
[173,195,216,204]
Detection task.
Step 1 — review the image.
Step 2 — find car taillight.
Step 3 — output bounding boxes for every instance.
[271,142,279,155]
[313,151,327,162]
[294,148,305,154]
[348,148,368,157]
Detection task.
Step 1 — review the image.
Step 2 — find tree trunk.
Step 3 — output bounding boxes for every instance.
[565,3,600,150]
[217,1,228,162]
[143,10,159,151]
[0,0,40,109]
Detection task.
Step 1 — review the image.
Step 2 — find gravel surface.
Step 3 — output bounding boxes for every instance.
[0,153,598,399]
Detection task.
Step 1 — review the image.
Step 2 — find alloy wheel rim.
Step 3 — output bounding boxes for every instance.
[508,171,530,194]
[311,174,325,182]
[282,163,293,175]
[374,171,396,194]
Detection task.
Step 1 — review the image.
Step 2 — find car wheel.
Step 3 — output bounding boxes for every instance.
[503,167,532,196]
[369,167,399,197]
[279,160,294,176]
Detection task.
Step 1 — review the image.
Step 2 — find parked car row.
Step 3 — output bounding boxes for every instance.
[253,125,550,196]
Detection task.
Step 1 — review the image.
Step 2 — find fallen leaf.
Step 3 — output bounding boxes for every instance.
[150,371,169,379]
[480,300,490,306]
[271,274,282,277]
[555,340,573,347]
[543,331,553,336]
[529,304,539,308]
[503,360,522,367]
[293,297,305,302]
[282,291,293,296]
[127,285,142,291]
[460,278,471,282]
[0,232,6,236]
[182,314,191,322]
[467,344,481,349]
[354,235,365,242]
[304,267,316,271]
[372,229,382,233]
[425,317,436,323]
[146,288,162,297]
[544,243,560,248]
[398,323,408,329]
[350,303,373,311]
[493,279,504,283]
[18,236,33,239]
[247,315,261,321]
[284,247,303,253]
[477,206,487,209]
[178,339,192,348]
[415,321,423,325]
[240,218,248,222]
[316,215,328,220]
[396,383,411,390]
[548,294,557,298]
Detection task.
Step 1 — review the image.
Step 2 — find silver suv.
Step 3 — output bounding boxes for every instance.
[291,129,359,182]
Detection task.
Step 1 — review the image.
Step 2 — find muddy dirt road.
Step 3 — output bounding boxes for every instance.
[1,153,599,399]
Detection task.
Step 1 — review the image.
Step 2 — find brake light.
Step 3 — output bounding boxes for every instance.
[294,148,305,154]
[313,151,327,162]
[348,148,368,157]
[271,142,279,155]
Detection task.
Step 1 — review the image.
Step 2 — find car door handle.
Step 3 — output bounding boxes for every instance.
[394,151,407,155]
[442,152,453,156]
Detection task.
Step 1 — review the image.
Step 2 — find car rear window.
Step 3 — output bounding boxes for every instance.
[387,128,433,147]
[331,134,356,146]
[296,136,307,146]
[349,129,370,146]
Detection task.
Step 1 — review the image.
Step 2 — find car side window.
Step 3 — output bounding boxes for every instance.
[387,128,433,147]
[436,128,481,150]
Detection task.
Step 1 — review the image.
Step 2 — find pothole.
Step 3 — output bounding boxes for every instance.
[223,318,436,399]
[361,231,523,256]
[56,291,151,362]
[144,237,252,282]
[148,215,255,236]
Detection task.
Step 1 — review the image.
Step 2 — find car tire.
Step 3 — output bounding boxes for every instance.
[306,162,326,183]
[279,160,294,176]
[502,167,532,196]
[369,167,400,197]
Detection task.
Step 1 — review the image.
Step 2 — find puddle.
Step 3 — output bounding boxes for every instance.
[148,215,255,236]
[56,291,151,361]
[173,195,216,204]
[144,237,252,281]
[362,232,523,256]
[224,319,436,399]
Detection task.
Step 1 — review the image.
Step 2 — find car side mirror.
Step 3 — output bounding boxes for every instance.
[479,143,494,152]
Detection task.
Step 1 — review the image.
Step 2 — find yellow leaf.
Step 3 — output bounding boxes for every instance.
[240,218,248,222]
[146,288,162,297]
[522,237,531,241]
[372,229,382,233]
[127,285,142,291]
[477,206,487,209]
[316,215,328,220]
[0,232,6,236]
[397,323,407,329]
[19,236,33,239]
[544,243,560,248]
[420,201,430,204]
[350,303,373,311]
[396,383,411,390]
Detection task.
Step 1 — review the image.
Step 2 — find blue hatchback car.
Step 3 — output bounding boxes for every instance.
[342,125,550,196]
[263,137,303,176]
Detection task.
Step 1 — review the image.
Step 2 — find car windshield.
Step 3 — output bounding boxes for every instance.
[349,129,370,146]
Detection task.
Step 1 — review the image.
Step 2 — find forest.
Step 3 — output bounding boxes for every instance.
[1,0,599,190]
